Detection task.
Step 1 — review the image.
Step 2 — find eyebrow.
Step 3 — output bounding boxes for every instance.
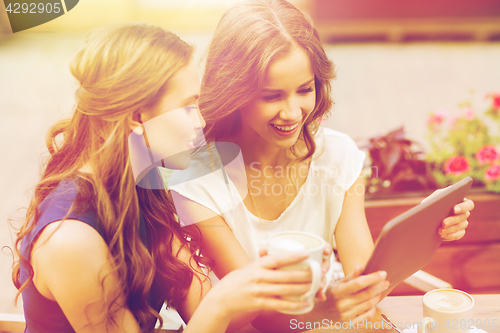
[262,78,315,93]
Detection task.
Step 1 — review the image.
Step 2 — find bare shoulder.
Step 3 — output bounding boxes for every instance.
[29,222,140,331]
[31,219,110,299]
[33,219,107,259]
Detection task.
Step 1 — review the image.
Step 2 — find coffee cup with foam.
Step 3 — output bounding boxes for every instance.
[267,231,325,314]
[418,288,474,333]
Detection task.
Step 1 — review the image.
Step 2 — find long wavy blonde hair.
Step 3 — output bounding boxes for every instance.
[201,0,336,162]
[12,23,207,332]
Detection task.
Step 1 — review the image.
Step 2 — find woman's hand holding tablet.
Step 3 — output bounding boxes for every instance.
[362,177,473,295]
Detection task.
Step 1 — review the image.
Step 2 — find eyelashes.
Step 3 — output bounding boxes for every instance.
[299,87,314,94]
[262,94,280,102]
[261,87,315,102]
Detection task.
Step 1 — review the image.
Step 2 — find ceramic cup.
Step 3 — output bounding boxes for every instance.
[267,231,325,314]
[417,288,474,333]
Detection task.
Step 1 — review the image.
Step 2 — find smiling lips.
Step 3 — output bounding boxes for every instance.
[271,122,300,136]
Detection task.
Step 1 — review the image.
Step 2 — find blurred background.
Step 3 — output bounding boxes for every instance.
[1,0,499,316]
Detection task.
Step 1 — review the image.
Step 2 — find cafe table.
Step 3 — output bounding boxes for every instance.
[235,294,500,333]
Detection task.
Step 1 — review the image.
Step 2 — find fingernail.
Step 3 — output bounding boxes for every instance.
[379,271,387,279]
[385,281,390,288]
[455,206,461,213]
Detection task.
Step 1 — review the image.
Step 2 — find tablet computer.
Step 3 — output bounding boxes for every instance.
[362,177,473,293]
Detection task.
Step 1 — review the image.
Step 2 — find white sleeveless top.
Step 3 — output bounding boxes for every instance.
[169,127,365,264]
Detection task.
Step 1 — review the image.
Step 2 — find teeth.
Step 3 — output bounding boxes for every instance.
[272,123,299,132]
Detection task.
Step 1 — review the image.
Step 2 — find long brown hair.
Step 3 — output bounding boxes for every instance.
[200,0,336,162]
[12,23,207,332]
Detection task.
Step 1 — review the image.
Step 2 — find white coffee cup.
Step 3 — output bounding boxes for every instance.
[267,231,325,314]
[417,288,474,333]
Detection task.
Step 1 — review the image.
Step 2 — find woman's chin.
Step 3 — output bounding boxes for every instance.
[269,133,301,149]
[162,153,192,170]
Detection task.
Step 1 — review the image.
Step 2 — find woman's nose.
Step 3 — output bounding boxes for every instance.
[280,96,302,120]
[193,105,206,129]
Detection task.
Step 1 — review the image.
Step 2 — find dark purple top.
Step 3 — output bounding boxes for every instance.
[20,176,164,332]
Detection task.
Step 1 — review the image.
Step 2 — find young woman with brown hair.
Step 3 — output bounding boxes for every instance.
[168,0,475,330]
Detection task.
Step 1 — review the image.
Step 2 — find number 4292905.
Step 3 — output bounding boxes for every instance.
[6,2,62,14]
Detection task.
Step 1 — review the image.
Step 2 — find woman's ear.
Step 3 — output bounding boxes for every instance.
[128,112,143,135]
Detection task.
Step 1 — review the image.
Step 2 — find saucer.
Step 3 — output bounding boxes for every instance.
[403,324,487,333]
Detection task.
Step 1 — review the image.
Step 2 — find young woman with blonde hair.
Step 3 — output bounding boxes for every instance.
[12,23,316,333]
[168,0,474,330]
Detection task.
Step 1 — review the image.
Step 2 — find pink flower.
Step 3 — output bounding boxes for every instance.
[427,109,447,126]
[494,95,500,110]
[464,108,475,120]
[475,145,500,165]
[485,164,500,181]
[486,93,500,112]
[444,156,471,176]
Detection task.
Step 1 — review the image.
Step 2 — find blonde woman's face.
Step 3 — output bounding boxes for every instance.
[239,47,316,150]
[140,59,205,170]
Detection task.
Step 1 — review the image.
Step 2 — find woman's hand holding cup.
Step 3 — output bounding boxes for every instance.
[267,231,327,314]
[260,240,332,303]
[206,251,318,318]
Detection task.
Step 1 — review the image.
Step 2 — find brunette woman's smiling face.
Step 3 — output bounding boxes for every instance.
[239,46,316,150]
